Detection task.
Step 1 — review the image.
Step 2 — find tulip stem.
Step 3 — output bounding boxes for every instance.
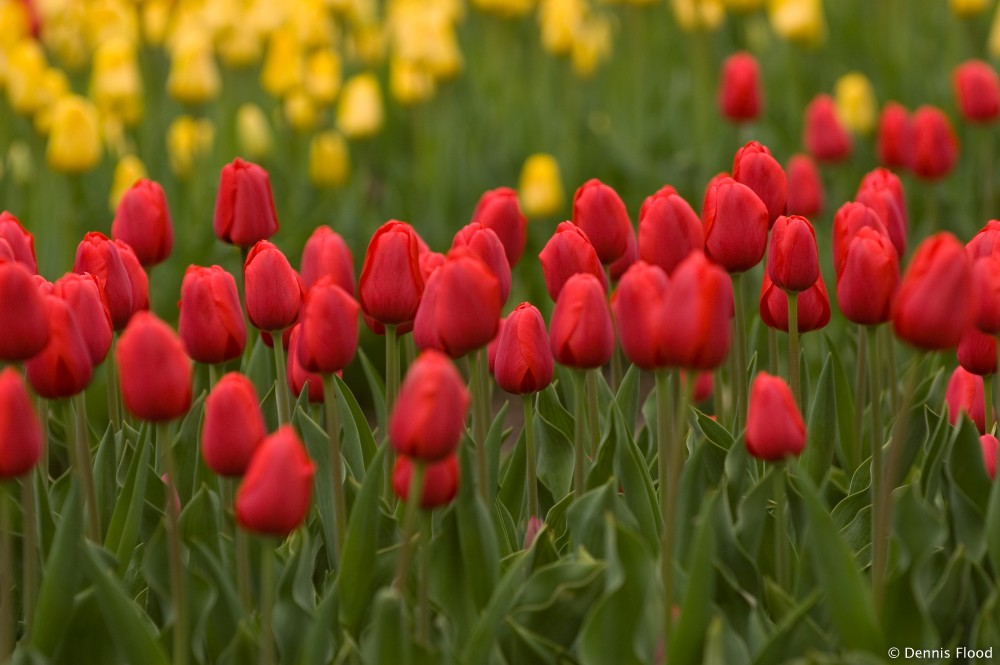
[852,325,868,471]
[773,463,790,590]
[868,326,886,607]
[385,325,399,506]
[222,478,252,613]
[472,349,490,504]
[883,326,899,414]
[270,331,291,426]
[72,394,101,542]
[107,338,122,430]
[158,422,188,665]
[208,363,220,391]
[417,513,432,645]
[982,124,994,222]
[322,374,347,566]
[733,273,749,430]
[586,369,601,458]
[37,397,49,490]
[572,371,587,500]
[787,292,801,407]
[655,370,674,514]
[259,537,275,665]
[20,475,37,639]
[660,369,692,648]
[522,395,539,520]
[0,483,13,663]
[394,461,426,596]
[768,328,779,375]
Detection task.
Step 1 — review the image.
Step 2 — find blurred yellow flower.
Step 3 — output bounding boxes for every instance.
[46,95,103,174]
[83,0,139,51]
[39,1,88,70]
[309,131,351,188]
[471,0,535,17]
[285,89,318,133]
[108,154,148,211]
[348,23,386,66]
[261,27,304,99]
[0,1,32,48]
[32,68,71,134]
[540,0,586,55]
[217,22,264,68]
[990,3,1000,58]
[571,15,612,78]
[834,71,876,135]
[952,0,989,18]
[518,153,564,217]
[723,0,763,10]
[389,0,463,80]
[305,48,342,106]
[167,32,221,105]
[6,40,48,115]
[142,0,171,46]
[236,103,274,160]
[167,115,215,179]
[290,0,334,49]
[7,140,33,186]
[671,0,725,32]
[337,72,384,139]
[390,57,436,105]
[90,37,143,126]
[768,0,825,47]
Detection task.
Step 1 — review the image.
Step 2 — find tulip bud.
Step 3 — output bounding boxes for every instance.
[114,240,150,316]
[539,221,607,301]
[52,273,113,365]
[300,226,355,293]
[856,181,907,259]
[663,253,733,370]
[609,225,638,282]
[110,179,174,267]
[46,95,102,174]
[0,211,37,273]
[980,434,998,480]
[167,32,221,104]
[892,233,974,350]
[683,370,714,404]
[487,317,505,375]
[946,366,987,433]
[973,255,1000,334]
[834,72,877,135]
[203,372,266,477]
[0,368,42,478]
[571,179,632,264]
[117,312,192,422]
[612,262,670,370]
[26,297,93,399]
[390,350,470,461]
[472,187,528,266]
[746,372,806,461]
[968,219,1000,260]
[524,515,543,548]
[804,94,852,163]
[958,326,997,376]
[213,158,280,248]
[954,59,1000,123]
[296,277,359,374]
[414,250,502,358]
[73,232,133,331]
[637,185,704,275]
[392,454,460,508]
[451,222,512,305]
[760,273,831,333]
[0,261,49,362]
[836,228,898,326]
[717,51,762,123]
[876,102,913,170]
[549,273,615,369]
[236,425,315,535]
[337,72,384,140]
[359,220,425,327]
[244,241,303,334]
[732,141,787,226]
[308,131,350,189]
[287,324,325,403]
[236,104,274,160]
[702,176,769,273]
[178,265,247,364]
[518,153,564,217]
[494,303,553,394]
[767,215,819,292]
[167,115,214,180]
[953,0,988,16]
[785,154,824,217]
[911,106,959,181]
[832,202,888,277]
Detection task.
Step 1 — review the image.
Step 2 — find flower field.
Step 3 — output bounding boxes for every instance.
[2,0,1000,664]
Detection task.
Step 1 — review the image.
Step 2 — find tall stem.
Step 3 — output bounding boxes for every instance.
[572,371,587,500]
[107,336,121,430]
[852,325,868,471]
[733,273,749,429]
[773,464,789,589]
[159,423,189,665]
[586,369,601,458]
[786,292,801,406]
[0,484,12,663]
[417,514,432,645]
[259,538,275,665]
[469,351,490,504]
[768,328,779,375]
[384,325,399,505]
[868,327,885,605]
[982,125,994,222]
[270,331,290,426]
[394,461,426,595]
[223,478,251,612]
[884,326,899,414]
[322,375,347,565]
[20,475,37,639]
[73,394,101,542]
[522,395,539,519]
[662,370,692,647]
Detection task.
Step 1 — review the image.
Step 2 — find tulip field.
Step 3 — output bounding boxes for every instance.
[7,0,1000,664]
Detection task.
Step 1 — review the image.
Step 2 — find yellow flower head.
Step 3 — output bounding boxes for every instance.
[236,103,274,160]
[90,36,143,126]
[834,71,876,135]
[32,67,71,134]
[723,0,764,10]
[471,0,535,18]
[6,39,48,116]
[0,1,32,48]
[337,72,384,139]
[46,95,103,174]
[289,0,334,49]
[167,115,215,179]
[540,0,586,55]
[261,27,304,99]
[284,89,318,133]
[39,1,87,70]
[309,130,351,188]
[83,0,139,51]
[218,22,264,69]
[768,0,825,47]
[571,14,612,78]
[305,48,342,106]
[389,57,436,105]
[518,153,564,217]
[671,0,726,32]
[142,0,171,46]
[989,3,1000,58]
[167,31,221,105]
[952,0,989,18]
[108,154,148,211]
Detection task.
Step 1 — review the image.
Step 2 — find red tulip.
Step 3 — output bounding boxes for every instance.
[296,277,359,374]
[0,368,42,478]
[717,51,762,123]
[244,240,303,332]
[487,316,505,375]
[701,172,730,218]
[785,154,824,217]
[33,275,52,296]
[0,211,37,272]
[980,434,998,479]
[300,226,355,293]
[958,326,997,376]
[954,59,1000,123]
[911,106,958,180]
[202,372,267,477]
[804,94,852,163]
[73,231,133,330]
[662,252,733,371]
[452,222,511,305]
[968,219,1000,260]
[52,272,112,365]
[876,102,913,169]
[732,141,787,226]
[832,202,889,277]
[358,220,424,328]
[25,297,93,398]
[609,224,637,282]
[637,185,704,275]
[117,312,192,422]
[389,350,470,462]
[855,182,906,258]
[683,371,714,404]
[472,187,527,266]
[236,425,315,535]
[178,265,247,364]
[551,273,615,369]
[114,240,149,315]
[836,227,899,326]
[760,272,831,333]
[0,261,49,361]
[494,302,553,394]
[858,167,907,222]
[213,158,279,247]
[538,221,607,301]
[892,233,974,350]
[746,372,806,461]
[702,176,769,274]
[973,255,1000,334]
[611,262,670,370]
[392,454,459,509]
[572,178,632,264]
[767,215,819,293]
[419,249,446,283]
[110,179,174,266]
[946,366,986,433]
[287,324,325,403]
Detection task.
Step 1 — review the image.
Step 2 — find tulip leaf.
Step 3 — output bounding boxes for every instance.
[612,404,660,550]
[357,348,387,433]
[361,588,412,665]
[918,406,951,501]
[92,423,117,536]
[295,407,339,570]
[460,549,530,665]
[696,409,735,450]
[825,339,859,472]
[48,589,120,665]
[175,391,208,504]
[456,441,500,608]
[948,416,992,510]
[987,474,1000,576]
[615,364,641,435]
[244,334,276,406]
[537,383,574,443]
[104,423,151,570]
[668,489,720,665]
[486,400,510,504]
[497,423,527,524]
[535,410,574,501]
[274,530,317,664]
[334,375,377,478]
[338,445,386,635]
[799,355,836,486]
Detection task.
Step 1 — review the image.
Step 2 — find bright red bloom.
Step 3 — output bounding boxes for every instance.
[178,265,246,364]
[760,273,831,333]
[954,59,1000,123]
[662,252,733,371]
[213,158,280,247]
[746,372,806,461]
[25,297,93,399]
[244,240,303,332]
[393,454,460,509]
[389,350,470,462]
[832,202,889,277]
[114,240,149,316]
[767,215,819,292]
[836,227,898,326]
[494,302,553,394]
[911,106,958,180]
[452,222,512,305]
[287,324,325,404]
[638,185,703,276]
[110,179,174,266]
[609,224,637,282]
[0,261,49,361]
[702,176,769,274]
[472,187,527,267]
[52,272,112,365]
[538,221,607,301]
[202,372,267,477]
[358,220,424,327]
[946,366,986,434]
[296,277,359,374]
[876,102,913,169]
[958,326,997,376]
[236,426,315,536]
[732,141,787,226]
[0,368,42,478]
[855,184,906,259]
[300,226,355,294]
[73,231,133,331]
[785,154,824,217]
[718,51,762,123]
[804,94,852,163]
[0,211,37,273]
[612,262,670,370]
[571,179,632,264]
[551,273,615,369]
[973,255,1000,334]
[858,168,907,221]
[980,434,998,480]
[968,219,1000,261]
[116,312,192,422]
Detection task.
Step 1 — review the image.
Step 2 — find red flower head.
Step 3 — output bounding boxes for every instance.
[718,51,762,123]
[390,350,470,462]
[358,220,424,328]
[244,240,303,332]
[472,187,527,267]
[876,102,913,170]
[958,326,997,377]
[213,158,280,248]
[202,372,267,477]
[111,178,174,266]
[946,366,987,434]
[73,231,133,331]
[832,202,888,278]
[0,368,42,478]
[551,273,615,369]
[702,176,769,273]
[911,106,958,181]
[732,141,787,227]
[178,265,246,365]
[452,222,512,305]
[114,240,149,316]
[300,225,355,294]
[760,272,831,333]
[804,94,852,163]
[662,252,734,371]
[494,302,553,394]
[785,154,825,218]
[836,227,899,326]
[538,221,607,301]
[296,276,359,374]
[0,211,37,273]
[25,297,92,398]
[236,426,315,535]
[612,262,670,370]
[746,372,806,461]
[116,312,192,422]
[571,178,632,264]
[638,185,704,276]
[393,454,460,509]
[767,215,819,293]
[954,59,1000,123]
[0,261,49,362]
[52,272,112,365]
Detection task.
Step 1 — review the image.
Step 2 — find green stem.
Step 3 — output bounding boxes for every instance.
[586,369,601,458]
[662,370,693,647]
[73,394,101,542]
[787,292,800,407]
[222,478,251,613]
[773,464,789,589]
[472,349,490,504]
[982,125,994,223]
[868,327,885,606]
[259,537,275,665]
[36,397,48,491]
[394,461,426,595]
[768,328,779,375]
[733,273,749,430]
[656,371,673,513]
[852,325,868,471]
[417,513,432,645]
[0,484,12,663]
[884,326,899,414]
[20,475,37,640]
[158,423,188,665]
[572,371,587,500]
[107,337,122,430]
[208,363,221,391]
[270,331,290,426]
[522,395,539,519]
[322,374,347,565]
[384,325,399,505]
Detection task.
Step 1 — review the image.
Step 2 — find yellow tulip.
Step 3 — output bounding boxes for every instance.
[470,0,535,17]
[571,15,611,78]
[0,1,31,48]
[290,0,334,49]
[309,131,351,188]
[32,68,71,134]
[142,0,171,46]
[261,27,304,99]
[305,48,342,106]
[952,0,988,18]
[539,0,586,55]
[90,37,143,126]
[989,3,1000,58]
[218,23,264,68]
[768,0,825,47]
[108,154,148,211]
[337,72,384,139]
[671,0,726,32]
[167,32,221,105]
[83,0,139,51]
[834,71,876,135]
[390,57,436,105]
[284,89,318,133]
[46,95,103,174]
[723,0,763,10]
[518,153,564,217]
[167,115,215,179]
[236,103,274,160]
[39,1,88,70]
[348,22,386,66]
[6,40,47,116]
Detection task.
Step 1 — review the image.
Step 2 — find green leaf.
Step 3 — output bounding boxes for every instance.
[30,484,83,657]
[485,400,510,504]
[949,416,992,510]
[615,364,641,434]
[826,339,858,472]
[361,588,411,665]
[104,425,152,573]
[92,423,117,536]
[799,355,836,486]
[536,408,574,502]
[537,383,574,443]
[357,348,387,432]
[612,405,660,550]
[668,490,719,664]
[175,391,207,504]
[696,410,735,451]
[461,551,530,665]
[987,474,1000,575]
[334,375,377,478]
[298,579,339,665]
[567,481,638,557]
[338,445,386,635]
[510,556,605,651]
[456,443,501,608]
[295,408,339,571]
[497,423,527,523]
